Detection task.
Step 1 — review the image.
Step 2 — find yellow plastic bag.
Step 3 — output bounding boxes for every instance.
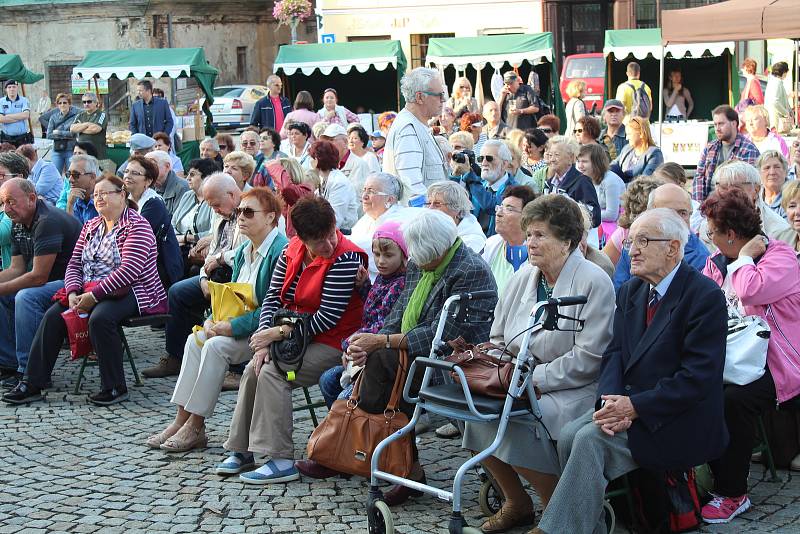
[192,282,256,347]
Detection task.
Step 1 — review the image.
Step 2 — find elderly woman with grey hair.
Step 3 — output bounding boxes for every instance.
[351,172,406,280]
[426,180,487,253]
[383,67,450,203]
[757,150,791,218]
[343,209,497,506]
[463,194,615,533]
[544,135,602,228]
[699,160,794,252]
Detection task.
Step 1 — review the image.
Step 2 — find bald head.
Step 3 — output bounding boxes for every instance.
[0,178,38,225]
[649,183,692,227]
[202,172,241,217]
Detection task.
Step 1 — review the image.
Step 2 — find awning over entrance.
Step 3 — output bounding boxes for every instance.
[73,48,219,105]
[0,54,44,84]
[604,29,734,61]
[273,40,407,77]
[662,0,800,43]
[425,33,554,70]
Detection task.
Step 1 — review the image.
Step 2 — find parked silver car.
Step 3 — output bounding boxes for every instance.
[203,85,269,128]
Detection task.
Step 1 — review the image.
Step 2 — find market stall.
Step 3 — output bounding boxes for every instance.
[273,40,407,115]
[425,33,564,126]
[72,47,219,168]
[604,28,737,121]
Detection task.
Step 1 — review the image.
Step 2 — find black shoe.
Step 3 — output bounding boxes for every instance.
[2,381,43,405]
[1,372,22,389]
[87,388,129,406]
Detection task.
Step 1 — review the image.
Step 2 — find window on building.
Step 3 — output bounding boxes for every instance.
[348,35,391,42]
[637,0,725,28]
[47,63,77,100]
[236,47,247,83]
[410,33,455,69]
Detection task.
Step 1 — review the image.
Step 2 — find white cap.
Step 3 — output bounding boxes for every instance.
[321,123,347,138]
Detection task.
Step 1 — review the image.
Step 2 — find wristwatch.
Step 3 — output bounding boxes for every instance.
[385,334,391,349]
[278,325,287,339]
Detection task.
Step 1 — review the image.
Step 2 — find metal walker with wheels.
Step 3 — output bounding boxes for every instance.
[366,292,588,534]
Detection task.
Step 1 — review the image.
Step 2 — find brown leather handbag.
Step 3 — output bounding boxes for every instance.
[306,349,414,479]
[445,338,518,399]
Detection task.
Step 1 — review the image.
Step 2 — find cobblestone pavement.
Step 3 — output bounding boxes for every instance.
[1,327,799,533]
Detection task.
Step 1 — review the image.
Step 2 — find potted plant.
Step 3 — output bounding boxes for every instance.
[273,0,314,44]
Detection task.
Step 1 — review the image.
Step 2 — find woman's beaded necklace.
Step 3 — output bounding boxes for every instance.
[539,275,554,299]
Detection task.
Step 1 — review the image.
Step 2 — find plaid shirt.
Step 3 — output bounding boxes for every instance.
[379,242,497,359]
[693,133,760,201]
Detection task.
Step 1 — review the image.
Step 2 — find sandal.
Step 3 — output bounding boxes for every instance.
[481,505,536,533]
[160,424,208,452]
[146,422,184,449]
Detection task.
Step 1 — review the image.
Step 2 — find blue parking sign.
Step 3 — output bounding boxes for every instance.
[321,34,335,44]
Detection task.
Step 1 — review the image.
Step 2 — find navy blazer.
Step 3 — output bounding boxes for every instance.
[129,97,174,136]
[141,195,183,289]
[546,165,601,227]
[597,261,729,470]
[250,95,292,130]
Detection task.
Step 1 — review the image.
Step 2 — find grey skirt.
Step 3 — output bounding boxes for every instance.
[462,413,560,475]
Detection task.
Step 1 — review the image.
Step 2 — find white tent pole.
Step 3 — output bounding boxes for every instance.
[658,45,665,145]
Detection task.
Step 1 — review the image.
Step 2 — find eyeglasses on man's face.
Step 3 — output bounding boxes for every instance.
[420,90,446,102]
[622,235,673,251]
[67,171,94,179]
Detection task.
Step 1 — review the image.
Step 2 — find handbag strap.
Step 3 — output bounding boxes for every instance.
[349,349,409,412]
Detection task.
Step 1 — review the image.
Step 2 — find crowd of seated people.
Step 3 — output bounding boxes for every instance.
[1,70,800,532]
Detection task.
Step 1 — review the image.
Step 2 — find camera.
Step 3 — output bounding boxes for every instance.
[451,149,475,165]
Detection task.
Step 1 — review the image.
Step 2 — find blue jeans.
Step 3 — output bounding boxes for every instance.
[0,280,64,373]
[50,150,72,176]
[319,365,354,408]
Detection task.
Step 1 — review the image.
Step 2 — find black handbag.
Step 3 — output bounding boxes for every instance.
[270,309,313,381]
[53,138,69,152]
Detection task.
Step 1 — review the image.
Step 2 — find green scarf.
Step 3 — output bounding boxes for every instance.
[401,238,462,333]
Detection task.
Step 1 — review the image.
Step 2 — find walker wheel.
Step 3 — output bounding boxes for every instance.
[368,500,394,534]
[478,478,505,517]
[603,499,617,533]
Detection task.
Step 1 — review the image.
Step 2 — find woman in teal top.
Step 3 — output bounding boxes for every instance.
[147,187,289,453]
[481,185,537,295]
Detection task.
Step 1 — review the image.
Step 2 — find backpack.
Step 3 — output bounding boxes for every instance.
[627,82,652,118]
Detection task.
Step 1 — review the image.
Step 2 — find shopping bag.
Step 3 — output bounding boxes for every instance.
[208,281,255,322]
[61,308,93,360]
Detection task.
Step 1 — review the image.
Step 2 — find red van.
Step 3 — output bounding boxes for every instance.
[560,53,605,113]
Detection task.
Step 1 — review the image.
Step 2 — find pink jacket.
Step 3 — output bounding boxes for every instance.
[703,240,800,403]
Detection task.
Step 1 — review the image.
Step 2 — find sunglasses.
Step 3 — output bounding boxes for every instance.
[476,155,495,163]
[233,207,264,219]
[241,141,258,147]
[82,100,94,104]
[574,128,584,134]
[57,101,70,105]
[539,127,553,134]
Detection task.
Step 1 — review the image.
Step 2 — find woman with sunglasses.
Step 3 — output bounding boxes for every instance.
[47,93,80,175]
[148,187,289,453]
[446,77,479,118]
[317,88,359,128]
[215,133,235,159]
[4,176,167,406]
[122,155,183,290]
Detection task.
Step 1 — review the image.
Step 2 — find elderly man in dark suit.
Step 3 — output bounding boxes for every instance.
[532,207,729,534]
[129,80,174,138]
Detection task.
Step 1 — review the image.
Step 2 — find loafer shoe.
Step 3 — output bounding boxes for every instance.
[2,381,43,405]
[216,452,255,475]
[435,422,461,439]
[160,424,208,452]
[383,476,427,507]
[295,459,347,479]
[481,505,536,533]
[87,388,128,406]
[142,356,181,378]
[239,460,300,484]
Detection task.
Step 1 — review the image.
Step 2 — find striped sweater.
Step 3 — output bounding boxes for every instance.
[64,208,168,315]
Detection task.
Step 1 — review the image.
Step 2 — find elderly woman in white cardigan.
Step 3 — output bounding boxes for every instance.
[463,194,615,534]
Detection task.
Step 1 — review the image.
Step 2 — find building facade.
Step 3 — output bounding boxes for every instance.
[0,0,315,123]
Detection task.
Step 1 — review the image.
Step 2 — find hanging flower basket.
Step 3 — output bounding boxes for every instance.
[273,0,313,26]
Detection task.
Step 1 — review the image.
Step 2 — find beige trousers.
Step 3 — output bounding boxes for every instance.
[223,342,340,458]
[170,332,253,418]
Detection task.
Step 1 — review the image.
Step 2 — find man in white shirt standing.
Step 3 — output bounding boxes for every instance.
[382,67,449,205]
